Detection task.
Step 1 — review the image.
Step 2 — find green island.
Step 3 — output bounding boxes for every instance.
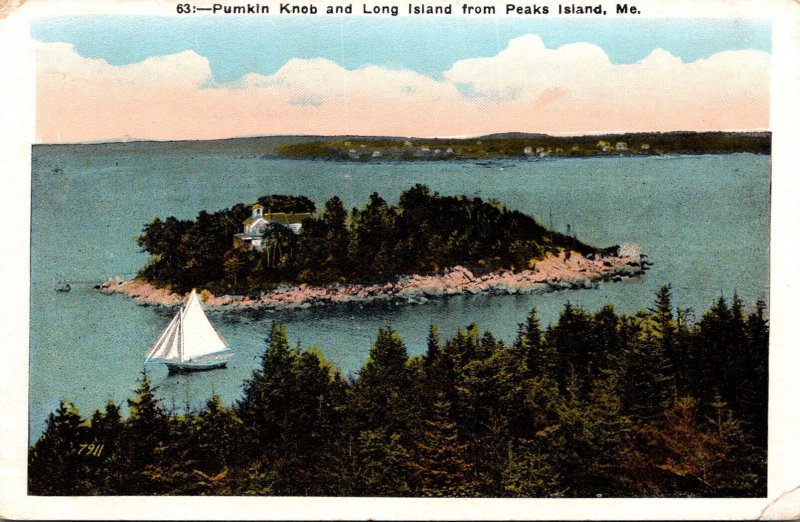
[30,288,767,496]
[275,131,770,161]
[134,185,615,297]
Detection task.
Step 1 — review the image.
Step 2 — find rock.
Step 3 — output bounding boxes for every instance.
[422,286,443,297]
[402,287,424,298]
[491,284,511,295]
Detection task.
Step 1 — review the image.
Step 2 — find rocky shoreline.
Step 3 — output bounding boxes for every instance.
[97,250,651,310]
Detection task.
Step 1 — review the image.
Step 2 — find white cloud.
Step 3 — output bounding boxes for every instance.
[36,36,770,142]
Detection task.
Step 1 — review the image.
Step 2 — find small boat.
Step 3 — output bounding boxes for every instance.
[55,283,71,292]
[145,289,232,374]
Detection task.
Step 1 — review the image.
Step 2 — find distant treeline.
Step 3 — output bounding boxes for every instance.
[136,185,605,295]
[276,132,771,160]
[29,287,767,496]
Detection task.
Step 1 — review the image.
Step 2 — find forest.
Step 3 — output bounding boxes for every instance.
[29,287,768,497]
[136,185,608,295]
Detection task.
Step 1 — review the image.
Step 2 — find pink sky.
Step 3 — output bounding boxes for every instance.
[36,35,770,143]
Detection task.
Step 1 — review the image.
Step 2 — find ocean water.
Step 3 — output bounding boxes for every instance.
[29,150,770,441]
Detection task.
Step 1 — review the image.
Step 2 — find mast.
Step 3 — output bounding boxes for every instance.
[178,295,185,363]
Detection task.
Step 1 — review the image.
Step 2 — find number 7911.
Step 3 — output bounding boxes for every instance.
[78,443,104,457]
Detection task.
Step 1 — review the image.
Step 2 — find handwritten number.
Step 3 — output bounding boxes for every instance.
[76,442,105,457]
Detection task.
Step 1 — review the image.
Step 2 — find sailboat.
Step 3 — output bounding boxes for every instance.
[145,289,233,374]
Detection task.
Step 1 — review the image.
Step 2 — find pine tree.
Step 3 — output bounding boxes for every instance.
[410,398,484,497]
[515,307,553,379]
[121,371,170,494]
[545,303,597,399]
[237,321,299,456]
[349,327,417,436]
[29,400,90,495]
[743,300,769,446]
[85,401,123,493]
[351,428,415,496]
[502,439,564,497]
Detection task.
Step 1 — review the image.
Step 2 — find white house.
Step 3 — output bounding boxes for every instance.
[233,204,312,252]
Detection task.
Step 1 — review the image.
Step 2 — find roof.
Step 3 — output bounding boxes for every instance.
[265,212,313,225]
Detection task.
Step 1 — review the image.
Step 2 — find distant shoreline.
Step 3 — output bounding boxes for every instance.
[33,130,770,158]
[97,250,652,311]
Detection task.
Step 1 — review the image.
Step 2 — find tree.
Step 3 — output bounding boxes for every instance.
[502,439,564,497]
[351,429,415,496]
[514,306,550,379]
[120,371,171,494]
[29,400,90,495]
[349,327,418,436]
[618,397,730,496]
[545,303,597,399]
[350,193,400,280]
[237,322,299,456]
[410,398,484,496]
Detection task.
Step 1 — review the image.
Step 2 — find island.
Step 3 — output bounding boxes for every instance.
[275,131,770,161]
[99,185,651,308]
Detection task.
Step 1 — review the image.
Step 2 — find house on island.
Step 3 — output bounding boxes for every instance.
[233,204,312,252]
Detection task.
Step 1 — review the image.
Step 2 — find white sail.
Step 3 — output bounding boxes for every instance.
[144,289,230,364]
[145,312,181,361]
[180,290,229,361]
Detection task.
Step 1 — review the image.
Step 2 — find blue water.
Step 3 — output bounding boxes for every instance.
[29,150,770,441]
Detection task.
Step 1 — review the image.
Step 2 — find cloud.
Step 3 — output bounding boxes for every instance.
[36,36,770,143]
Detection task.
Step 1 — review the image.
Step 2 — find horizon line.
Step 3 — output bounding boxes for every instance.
[34,129,772,147]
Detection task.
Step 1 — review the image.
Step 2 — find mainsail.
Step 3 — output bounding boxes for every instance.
[145,289,231,364]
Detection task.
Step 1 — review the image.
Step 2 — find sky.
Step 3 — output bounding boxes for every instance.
[33,16,771,142]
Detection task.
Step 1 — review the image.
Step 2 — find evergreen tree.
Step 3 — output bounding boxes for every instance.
[29,400,90,495]
[350,193,400,279]
[410,398,484,496]
[237,322,299,458]
[120,371,170,494]
[545,303,597,399]
[85,401,123,493]
[742,300,769,445]
[351,429,415,496]
[514,307,545,377]
[349,327,417,436]
[502,440,564,497]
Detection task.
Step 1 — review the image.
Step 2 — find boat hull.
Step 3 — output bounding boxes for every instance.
[166,360,229,374]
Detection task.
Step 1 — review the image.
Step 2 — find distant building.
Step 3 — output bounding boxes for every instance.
[524,146,533,155]
[615,142,628,152]
[640,143,651,152]
[234,204,312,251]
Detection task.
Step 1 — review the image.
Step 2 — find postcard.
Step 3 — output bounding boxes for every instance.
[1,0,799,519]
